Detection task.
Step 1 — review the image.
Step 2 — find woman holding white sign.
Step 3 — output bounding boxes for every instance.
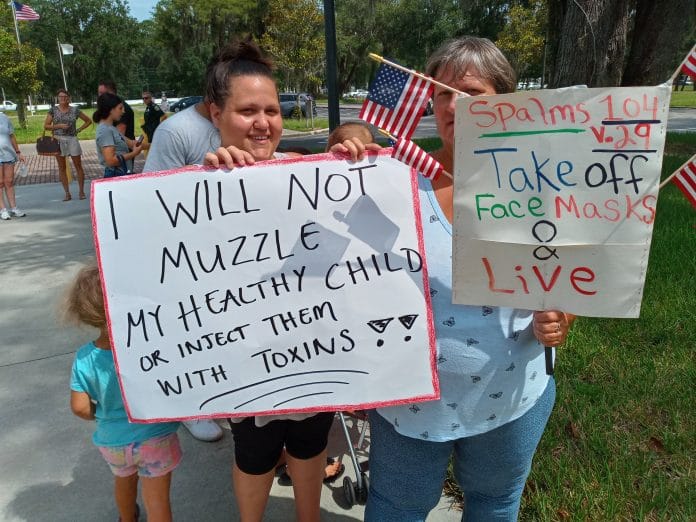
[364,36,576,522]
[202,40,378,522]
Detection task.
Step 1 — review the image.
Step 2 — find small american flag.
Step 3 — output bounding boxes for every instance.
[359,62,433,141]
[682,47,696,79]
[392,137,444,181]
[672,157,696,209]
[13,2,40,21]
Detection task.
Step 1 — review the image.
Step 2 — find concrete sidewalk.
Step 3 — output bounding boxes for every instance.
[0,152,460,520]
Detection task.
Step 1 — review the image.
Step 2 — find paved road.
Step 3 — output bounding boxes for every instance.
[281,104,696,152]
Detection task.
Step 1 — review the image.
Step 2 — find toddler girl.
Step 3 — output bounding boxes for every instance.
[65,262,181,522]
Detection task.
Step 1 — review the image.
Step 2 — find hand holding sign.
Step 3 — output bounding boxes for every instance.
[452,84,671,318]
[91,153,438,422]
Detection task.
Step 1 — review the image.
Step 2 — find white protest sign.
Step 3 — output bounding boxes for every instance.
[92,151,437,422]
[453,84,671,317]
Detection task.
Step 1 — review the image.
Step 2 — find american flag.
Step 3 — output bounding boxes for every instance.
[13,2,40,21]
[359,62,433,141]
[392,137,444,181]
[672,157,696,209]
[682,46,696,79]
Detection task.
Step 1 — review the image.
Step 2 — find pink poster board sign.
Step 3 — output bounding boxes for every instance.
[91,151,438,422]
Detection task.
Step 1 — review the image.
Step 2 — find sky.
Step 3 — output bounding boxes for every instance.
[126,0,158,21]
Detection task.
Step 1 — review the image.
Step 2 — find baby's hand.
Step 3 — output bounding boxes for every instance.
[329,138,381,161]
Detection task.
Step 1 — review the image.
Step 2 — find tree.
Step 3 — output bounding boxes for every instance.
[151,0,264,95]
[547,0,696,87]
[374,0,464,70]
[333,0,513,95]
[621,0,696,86]
[22,0,143,101]
[547,0,631,87]
[0,30,43,128]
[496,0,546,83]
[260,0,325,93]
[334,0,380,94]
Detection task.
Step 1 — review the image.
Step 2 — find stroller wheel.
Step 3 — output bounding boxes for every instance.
[358,472,369,504]
[343,476,357,507]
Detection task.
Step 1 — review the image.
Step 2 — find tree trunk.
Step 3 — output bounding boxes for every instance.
[16,94,27,129]
[622,0,696,86]
[547,0,631,87]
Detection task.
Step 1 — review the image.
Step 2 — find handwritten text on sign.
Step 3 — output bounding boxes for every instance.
[92,153,437,422]
[452,85,671,317]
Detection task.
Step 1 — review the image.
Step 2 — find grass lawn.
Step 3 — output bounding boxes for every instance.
[670,89,696,108]
[414,133,695,520]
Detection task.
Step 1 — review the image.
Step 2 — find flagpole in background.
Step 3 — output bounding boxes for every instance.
[57,39,68,91]
[9,1,35,114]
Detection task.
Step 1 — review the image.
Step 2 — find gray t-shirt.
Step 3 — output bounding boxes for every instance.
[95,123,129,168]
[143,104,220,172]
[0,113,17,163]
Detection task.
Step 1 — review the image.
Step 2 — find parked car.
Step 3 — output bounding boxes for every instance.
[345,89,369,99]
[0,100,17,111]
[169,95,203,113]
[279,93,317,118]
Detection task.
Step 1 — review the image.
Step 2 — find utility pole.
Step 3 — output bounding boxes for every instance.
[10,2,35,116]
[323,0,340,131]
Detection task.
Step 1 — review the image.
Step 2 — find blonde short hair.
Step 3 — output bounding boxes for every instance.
[426,36,516,95]
[62,261,106,329]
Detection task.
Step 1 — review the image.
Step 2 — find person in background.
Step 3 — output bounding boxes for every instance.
[141,91,167,145]
[142,97,220,175]
[43,88,92,201]
[98,80,135,140]
[203,39,376,522]
[0,110,26,220]
[159,93,169,113]
[364,36,576,522]
[98,80,136,172]
[93,93,143,178]
[66,262,181,522]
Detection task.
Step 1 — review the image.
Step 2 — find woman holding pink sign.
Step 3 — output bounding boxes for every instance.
[364,36,576,522]
[203,39,378,522]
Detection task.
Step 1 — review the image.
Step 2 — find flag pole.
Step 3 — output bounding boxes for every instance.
[10,1,35,114]
[659,153,696,189]
[377,129,453,179]
[368,53,467,96]
[669,42,696,84]
[57,39,68,91]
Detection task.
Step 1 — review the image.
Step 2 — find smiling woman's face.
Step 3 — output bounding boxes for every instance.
[209,75,283,162]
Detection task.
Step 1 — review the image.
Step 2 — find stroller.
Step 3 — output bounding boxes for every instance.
[336,411,370,507]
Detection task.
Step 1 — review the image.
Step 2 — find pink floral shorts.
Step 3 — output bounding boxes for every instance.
[98,433,182,477]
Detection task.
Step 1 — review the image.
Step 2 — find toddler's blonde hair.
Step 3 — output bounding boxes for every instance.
[62,261,106,329]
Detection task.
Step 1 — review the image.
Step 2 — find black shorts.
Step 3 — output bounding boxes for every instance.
[231,412,335,475]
